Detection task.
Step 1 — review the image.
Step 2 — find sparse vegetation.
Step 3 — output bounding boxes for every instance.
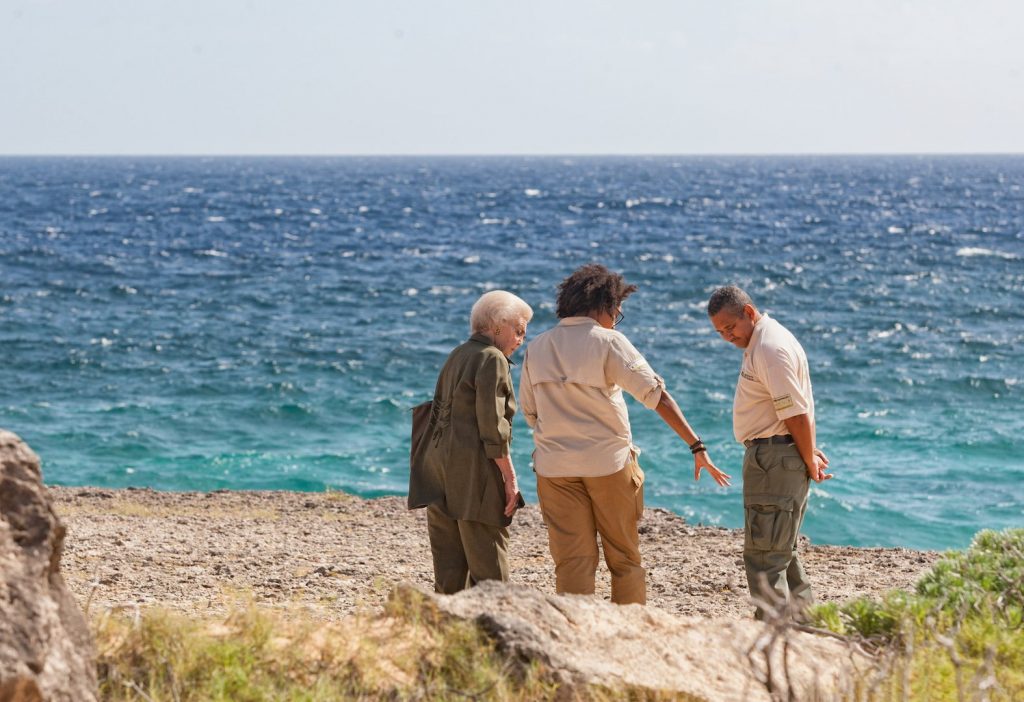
[809,528,1024,701]
[91,529,1024,701]
[94,587,678,701]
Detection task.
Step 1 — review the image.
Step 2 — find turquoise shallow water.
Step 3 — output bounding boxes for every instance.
[1,156,1021,550]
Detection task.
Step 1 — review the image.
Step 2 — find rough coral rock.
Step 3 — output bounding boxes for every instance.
[0,430,97,702]
[419,580,870,701]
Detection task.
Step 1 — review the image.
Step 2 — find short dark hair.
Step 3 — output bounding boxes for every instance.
[707,285,754,317]
[556,264,638,319]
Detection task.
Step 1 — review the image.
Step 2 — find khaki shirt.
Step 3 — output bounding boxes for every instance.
[733,314,815,443]
[519,317,665,478]
[407,334,516,527]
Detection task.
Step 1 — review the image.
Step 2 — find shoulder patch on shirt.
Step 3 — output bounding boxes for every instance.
[741,370,756,381]
[773,394,794,411]
[627,358,647,372]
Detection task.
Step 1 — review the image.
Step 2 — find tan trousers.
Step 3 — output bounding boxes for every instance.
[426,504,510,594]
[536,457,646,605]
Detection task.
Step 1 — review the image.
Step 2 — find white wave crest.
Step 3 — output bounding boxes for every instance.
[956,247,1019,260]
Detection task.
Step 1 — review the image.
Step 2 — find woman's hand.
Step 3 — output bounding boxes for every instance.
[654,391,730,488]
[694,451,732,487]
[502,478,521,517]
[494,456,521,517]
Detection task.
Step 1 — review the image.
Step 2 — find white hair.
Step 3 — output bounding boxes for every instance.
[469,290,533,335]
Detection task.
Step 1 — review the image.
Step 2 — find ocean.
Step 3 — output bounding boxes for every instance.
[1,155,1021,551]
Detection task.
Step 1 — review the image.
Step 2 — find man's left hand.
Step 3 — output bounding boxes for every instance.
[808,449,833,482]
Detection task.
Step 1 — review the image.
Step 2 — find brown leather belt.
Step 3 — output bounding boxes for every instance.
[744,434,794,448]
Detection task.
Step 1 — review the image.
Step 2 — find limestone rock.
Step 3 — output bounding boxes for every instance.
[421,580,868,701]
[0,430,97,702]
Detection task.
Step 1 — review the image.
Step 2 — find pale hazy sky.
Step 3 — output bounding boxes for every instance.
[2,0,1022,155]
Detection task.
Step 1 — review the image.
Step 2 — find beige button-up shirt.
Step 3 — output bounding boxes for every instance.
[733,314,815,443]
[519,317,665,478]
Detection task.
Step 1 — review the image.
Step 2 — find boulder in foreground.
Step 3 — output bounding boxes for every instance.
[0,430,97,702]
[415,580,869,701]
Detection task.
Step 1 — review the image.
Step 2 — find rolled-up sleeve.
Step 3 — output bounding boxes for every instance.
[476,351,513,458]
[519,350,537,428]
[605,335,665,409]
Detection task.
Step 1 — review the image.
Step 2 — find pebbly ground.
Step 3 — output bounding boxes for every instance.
[52,486,941,621]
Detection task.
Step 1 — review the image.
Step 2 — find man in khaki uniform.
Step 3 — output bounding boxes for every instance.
[708,285,833,619]
[521,264,730,605]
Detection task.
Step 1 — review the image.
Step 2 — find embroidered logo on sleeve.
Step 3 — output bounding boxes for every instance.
[773,394,794,411]
[627,358,647,372]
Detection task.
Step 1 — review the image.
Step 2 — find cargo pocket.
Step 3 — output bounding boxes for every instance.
[630,459,645,522]
[744,493,796,552]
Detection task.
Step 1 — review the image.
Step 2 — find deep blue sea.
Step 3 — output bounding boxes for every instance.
[1,156,1021,550]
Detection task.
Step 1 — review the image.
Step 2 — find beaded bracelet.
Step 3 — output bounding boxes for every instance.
[688,438,707,455]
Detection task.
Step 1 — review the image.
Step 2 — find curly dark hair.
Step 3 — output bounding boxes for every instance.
[556,264,638,319]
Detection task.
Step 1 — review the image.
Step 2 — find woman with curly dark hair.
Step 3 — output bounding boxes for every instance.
[519,263,729,605]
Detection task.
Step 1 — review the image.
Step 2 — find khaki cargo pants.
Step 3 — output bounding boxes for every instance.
[536,455,646,605]
[742,442,814,619]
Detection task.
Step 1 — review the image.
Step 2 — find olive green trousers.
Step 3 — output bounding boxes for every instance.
[742,442,814,619]
[426,504,510,594]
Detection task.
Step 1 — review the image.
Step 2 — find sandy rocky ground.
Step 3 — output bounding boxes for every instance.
[53,486,941,622]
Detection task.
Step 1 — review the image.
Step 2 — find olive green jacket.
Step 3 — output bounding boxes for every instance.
[408,334,516,527]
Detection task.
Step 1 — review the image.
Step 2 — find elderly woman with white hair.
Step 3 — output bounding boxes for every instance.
[408,290,533,594]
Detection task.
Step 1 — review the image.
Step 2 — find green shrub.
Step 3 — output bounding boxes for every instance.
[916,528,1024,619]
[809,602,846,636]
[809,528,1024,701]
[837,597,902,642]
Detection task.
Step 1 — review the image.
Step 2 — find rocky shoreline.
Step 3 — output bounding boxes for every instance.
[53,486,940,621]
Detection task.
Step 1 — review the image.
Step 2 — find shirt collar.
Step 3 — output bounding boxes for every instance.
[468,333,515,364]
[558,316,599,327]
[749,313,770,347]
